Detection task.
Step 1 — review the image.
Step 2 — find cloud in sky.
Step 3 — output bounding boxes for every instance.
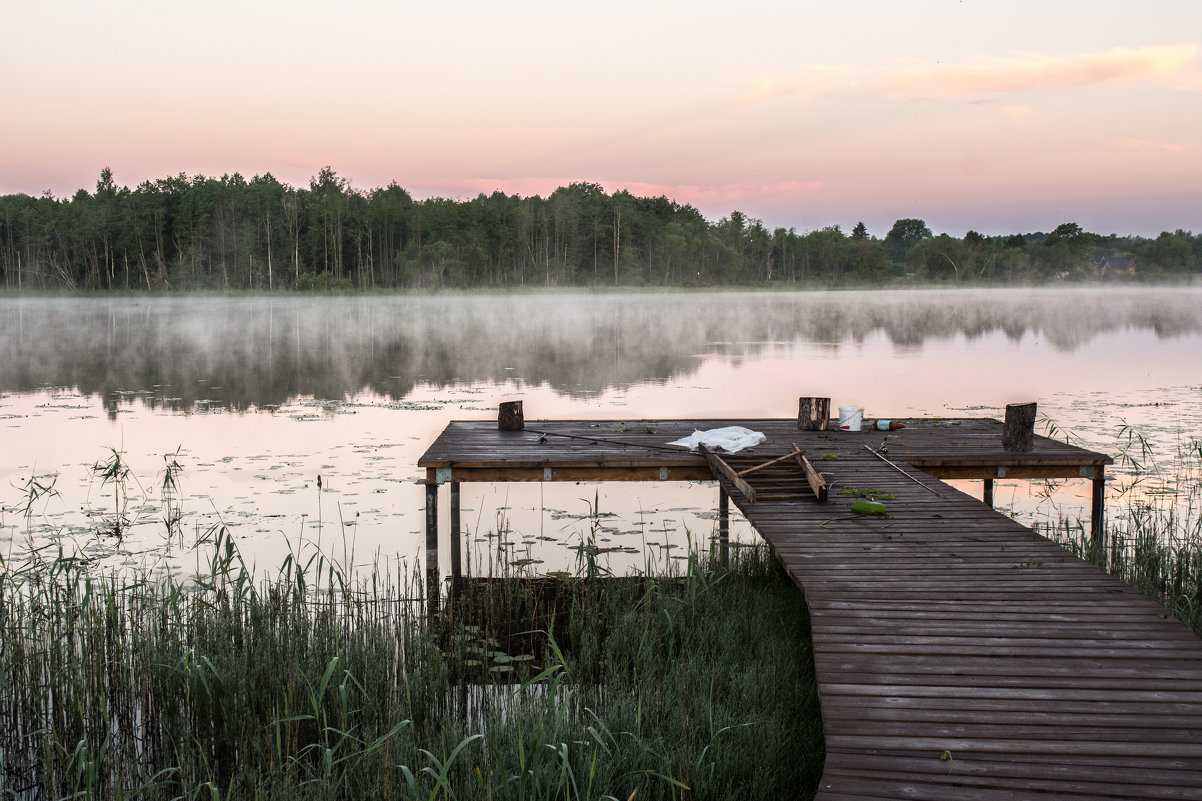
[881,44,1199,98]
[739,66,856,105]
[740,45,1200,105]
[997,104,1035,119]
[618,180,824,211]
[1120,138,1187,153]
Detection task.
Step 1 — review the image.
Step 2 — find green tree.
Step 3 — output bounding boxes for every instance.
[610,190,638,284]
[1135,230,1193,277]
[848,238,890,283]
[962,230,996,281]
[1038,222,1096,280]
[248,174,284,289]
[805,225,848,282]
[907,234,968,281]
[307,166,350,278]
[370,182,413,287]
[1045,222,1084,246]
[279,185,305,284]
[884,218,932,264]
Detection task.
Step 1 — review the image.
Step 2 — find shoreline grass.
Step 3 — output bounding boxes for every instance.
[0,529,823,800]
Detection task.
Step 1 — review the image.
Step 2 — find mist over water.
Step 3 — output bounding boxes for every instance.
[4,288,1201,411]
[2,287,1200,576]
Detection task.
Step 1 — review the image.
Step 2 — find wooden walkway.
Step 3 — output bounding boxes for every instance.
[419,418,1202,800]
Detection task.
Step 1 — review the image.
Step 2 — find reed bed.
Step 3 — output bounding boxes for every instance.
[0,526,822,799]
[1042,429,1202,635]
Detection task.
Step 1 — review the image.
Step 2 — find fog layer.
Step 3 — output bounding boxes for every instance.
[3,288,1201,411]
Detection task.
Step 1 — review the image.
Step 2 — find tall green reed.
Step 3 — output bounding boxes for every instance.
[1,520,822,799]
[1043,424,1202,634]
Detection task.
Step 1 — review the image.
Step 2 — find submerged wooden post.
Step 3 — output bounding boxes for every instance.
[498,400,524,431]
[450,481,462,589]
[983,478,994,507]
[718,487,730,565]
[425,478,440,616]
[798,397,831,431]
[1003,402,1037,452]
[1091,470,1106,553]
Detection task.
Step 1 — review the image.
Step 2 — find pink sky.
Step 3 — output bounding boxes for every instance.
[4,1,1200,238]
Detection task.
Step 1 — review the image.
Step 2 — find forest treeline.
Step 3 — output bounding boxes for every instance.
[1,167,1199,291]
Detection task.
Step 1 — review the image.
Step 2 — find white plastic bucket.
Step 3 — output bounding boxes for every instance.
[838,405,864,431]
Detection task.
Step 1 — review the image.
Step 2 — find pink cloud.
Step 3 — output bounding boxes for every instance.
[882,44,1199,98]
[1120,138,1187,153]
[610,180,823,206]
[739,66,855,105]
[997,104,1034,118]
[418,176,576,199]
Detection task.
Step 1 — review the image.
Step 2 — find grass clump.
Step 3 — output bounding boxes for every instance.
[0,528,822,799]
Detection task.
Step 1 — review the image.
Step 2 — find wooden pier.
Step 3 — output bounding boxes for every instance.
[419,417,1202,800]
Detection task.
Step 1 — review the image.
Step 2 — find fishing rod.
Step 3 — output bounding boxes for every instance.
[524,426,693,455]
[861,444,945,496]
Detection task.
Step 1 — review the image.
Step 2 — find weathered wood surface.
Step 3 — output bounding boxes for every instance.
[706,440,1202,801]
[736,445,803,477]
[799,397,832,430]
[794,447,829,502]
[498,400,525,431]
[1004,401,1038,452]
[418,418,1111,475]
[698,444,757,503]
[419,419,1202,798]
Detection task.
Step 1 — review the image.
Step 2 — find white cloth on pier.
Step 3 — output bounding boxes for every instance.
[667,426,766,454]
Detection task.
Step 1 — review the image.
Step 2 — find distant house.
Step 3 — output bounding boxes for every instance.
[1093,255,1136,279]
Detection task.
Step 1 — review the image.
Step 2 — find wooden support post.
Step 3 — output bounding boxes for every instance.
[1091,469,1106,552]
[718,487,730,565]
[450,481,462,588]
[983,478,994,507]
[798,397,830,430]
[425,480,440,616]
[1003,402,1037,452]
[498,400,524,431]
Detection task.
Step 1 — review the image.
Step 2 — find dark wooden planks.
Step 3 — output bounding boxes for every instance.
[703,434,1201,801]
[418,417,1112,475]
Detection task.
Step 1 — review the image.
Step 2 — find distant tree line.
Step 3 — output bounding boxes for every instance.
[1,168,1198,291]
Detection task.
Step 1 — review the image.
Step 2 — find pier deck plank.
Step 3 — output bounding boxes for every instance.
[419,418,1202,800]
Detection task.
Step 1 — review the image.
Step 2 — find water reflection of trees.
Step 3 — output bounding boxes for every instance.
[2,288,1200,411]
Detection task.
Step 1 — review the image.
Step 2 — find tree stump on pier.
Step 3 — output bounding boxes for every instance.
[1003,402,1037,452]
[798,397,831,431]
[498,400,525,431]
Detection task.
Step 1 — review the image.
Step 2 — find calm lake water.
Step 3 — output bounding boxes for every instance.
[2,288,1200,578]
